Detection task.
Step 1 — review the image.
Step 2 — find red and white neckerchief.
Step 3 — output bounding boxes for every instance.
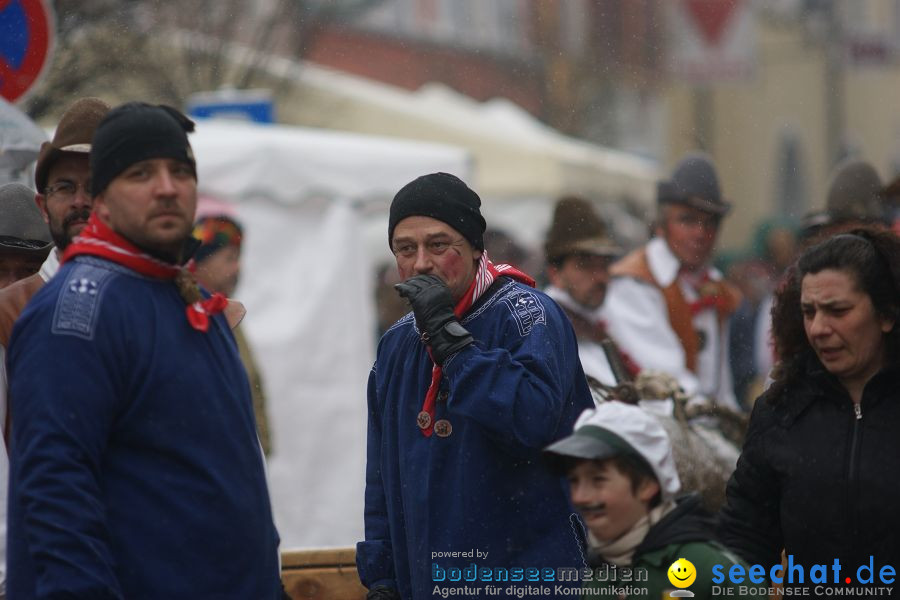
[418,252,535,436]
[682,269,730,316]
[62,213,227,332]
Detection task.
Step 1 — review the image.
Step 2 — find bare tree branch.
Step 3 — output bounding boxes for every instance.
[24,0,386,120]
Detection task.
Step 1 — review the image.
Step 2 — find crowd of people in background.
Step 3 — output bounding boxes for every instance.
[374,155,900,415]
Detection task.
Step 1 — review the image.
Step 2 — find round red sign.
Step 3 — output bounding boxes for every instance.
[0,0,55,103]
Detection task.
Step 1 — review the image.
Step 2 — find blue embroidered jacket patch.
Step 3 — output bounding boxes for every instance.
[502,290,546,337]
[51,262,118,339]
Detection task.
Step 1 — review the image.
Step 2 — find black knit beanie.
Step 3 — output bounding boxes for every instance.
[90,102,196,197]
[388,172,486,250]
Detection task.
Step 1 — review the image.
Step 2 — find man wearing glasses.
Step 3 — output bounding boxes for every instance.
[0,97,110,347]
[0,99,108,599]
[603,152,742,411]
[357,172,592,600]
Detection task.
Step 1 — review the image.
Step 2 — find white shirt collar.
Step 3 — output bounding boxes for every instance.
[544,285,604,323]
[645,237,722,287]
[38,248,60,283]
[645,237,681,287]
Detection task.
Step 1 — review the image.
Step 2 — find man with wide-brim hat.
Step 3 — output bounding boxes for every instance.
[0,183,53,289]
[0,97,110,348]
[603,152,742,411]
[0,181,53,596]
[543,196,634,386]
[800,159,888,244]
[0,98,108,598]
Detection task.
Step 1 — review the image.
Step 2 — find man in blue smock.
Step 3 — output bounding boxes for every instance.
[6,103,281,599]
[357,173,593,600]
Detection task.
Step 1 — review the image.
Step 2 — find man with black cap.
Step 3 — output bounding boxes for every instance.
[357,172,593,600]
[604,153,741,411]
[6,102,281,599]
[543,196,634,387]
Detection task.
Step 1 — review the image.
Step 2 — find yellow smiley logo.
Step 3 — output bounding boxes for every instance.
[667,558,697,588]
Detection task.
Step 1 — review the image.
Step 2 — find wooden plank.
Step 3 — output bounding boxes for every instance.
[282,567,367,600]
[283,547,358,569]
[282,548,368,600]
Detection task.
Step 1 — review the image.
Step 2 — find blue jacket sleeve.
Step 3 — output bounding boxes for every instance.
[8,307,127,599]
[442,294,591,455]
[356,364,397,592]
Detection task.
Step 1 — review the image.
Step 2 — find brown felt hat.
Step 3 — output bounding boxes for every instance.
[35,97,111,192]
[544,196,621,263]
[0,184,53,257]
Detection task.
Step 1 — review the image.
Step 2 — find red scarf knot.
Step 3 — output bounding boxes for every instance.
[685,273,731,316]
[63,213,228,333]
[186,293,229,332]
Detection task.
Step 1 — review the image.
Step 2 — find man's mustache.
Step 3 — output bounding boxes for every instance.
[63,209,91,228]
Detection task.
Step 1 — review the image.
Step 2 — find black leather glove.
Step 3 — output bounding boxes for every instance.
[366,585,401,600]
[395,274,474,365]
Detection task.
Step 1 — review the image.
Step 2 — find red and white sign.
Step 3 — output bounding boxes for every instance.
[667,0,757,83]
[0,0,55,103]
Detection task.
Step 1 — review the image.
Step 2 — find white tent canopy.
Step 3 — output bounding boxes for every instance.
[256,60,660,248]
[0,98,47,185]
[0,98,46,169]
[190,118,471,548]
[193,117,471,205]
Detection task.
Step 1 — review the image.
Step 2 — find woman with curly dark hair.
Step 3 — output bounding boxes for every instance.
[718,228,900,584]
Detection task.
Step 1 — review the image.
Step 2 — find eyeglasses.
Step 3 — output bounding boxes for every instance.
[45,180,91,199]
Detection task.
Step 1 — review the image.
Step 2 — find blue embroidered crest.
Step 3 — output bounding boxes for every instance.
[502,290,545,337]
[52,262,118,339]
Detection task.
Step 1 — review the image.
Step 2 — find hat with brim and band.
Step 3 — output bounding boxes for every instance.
[544,196,622,263]
[0,183,53,258]
[34,97,111,193]
[543,402,681,501]
[657,152,730,217]
[824,159,884,223]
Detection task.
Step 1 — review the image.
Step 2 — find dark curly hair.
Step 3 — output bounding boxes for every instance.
[768,228,900,401]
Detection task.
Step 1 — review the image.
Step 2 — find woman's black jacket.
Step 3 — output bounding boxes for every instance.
[718,360,900,579]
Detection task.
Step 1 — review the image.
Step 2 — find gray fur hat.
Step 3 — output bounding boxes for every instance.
[657,152,730,216]
[825,159,884,223]
[0,184,53,256]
